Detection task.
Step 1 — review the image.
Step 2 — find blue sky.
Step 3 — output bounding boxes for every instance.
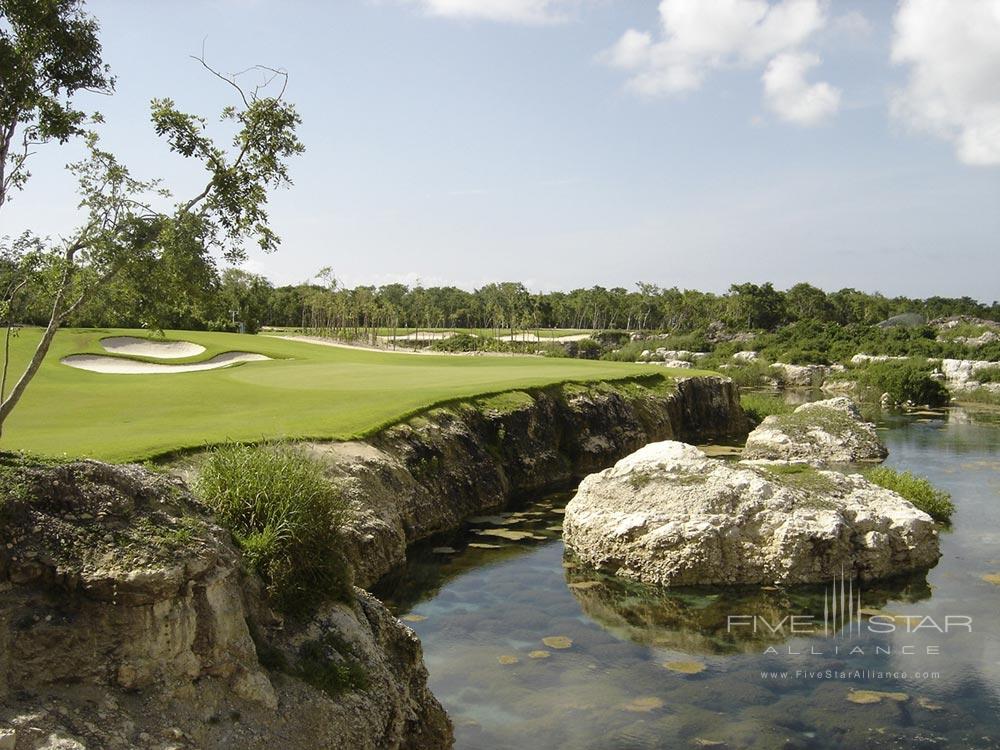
[4,0,999,300]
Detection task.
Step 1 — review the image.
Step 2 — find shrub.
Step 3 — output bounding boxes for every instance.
[864,467,954,523]
[726,360,778,388]
[973,366,1000,384]
[854,359,948,406]
[195,443,352,617]
[740,392,793,423]
[430,332,480,352]
[574,339,602,359]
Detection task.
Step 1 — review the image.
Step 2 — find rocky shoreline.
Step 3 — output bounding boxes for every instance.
[1,374,748,750]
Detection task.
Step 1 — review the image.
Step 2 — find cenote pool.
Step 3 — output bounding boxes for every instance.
[374,404,1000,749]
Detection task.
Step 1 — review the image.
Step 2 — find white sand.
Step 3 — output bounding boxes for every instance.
[378,331,459,342]
[496,333,592,343]
[62,352,270,374]
[100,336,206,359]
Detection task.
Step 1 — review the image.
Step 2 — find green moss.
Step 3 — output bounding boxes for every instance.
[863,467,954,523]
[473,390,536,413]
[296,636,368,697]
[761,463,839,494]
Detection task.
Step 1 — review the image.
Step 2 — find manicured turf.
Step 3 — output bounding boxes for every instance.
[0,328,707,461]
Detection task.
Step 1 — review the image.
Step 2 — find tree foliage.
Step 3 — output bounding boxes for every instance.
[0,0,303,434]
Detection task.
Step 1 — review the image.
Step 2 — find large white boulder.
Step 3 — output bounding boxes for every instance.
[770,362,829,386]
[563,441,939,587]
[939,358,1000,392]
[742,397,887,463]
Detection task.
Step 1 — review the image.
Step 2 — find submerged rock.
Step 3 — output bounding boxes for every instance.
[742,397,888,464]
[563,441,939,587]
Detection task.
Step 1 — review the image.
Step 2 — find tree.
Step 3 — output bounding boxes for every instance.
[726,282,786,331]
[0,0,112,208]
[0,2,303,435]
[217,268,273,333]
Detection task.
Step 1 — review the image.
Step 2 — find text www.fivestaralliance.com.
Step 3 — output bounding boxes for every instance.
[761,670,941,681]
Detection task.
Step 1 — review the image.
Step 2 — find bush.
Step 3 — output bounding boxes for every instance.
[864,467,954,523]
[740,392,793,423]
[855,359,948,406]
[725,360,779,388]
[195,443,352,617]
[574,338,602,359]
[430,332,480,352]
[973,366,1000,384]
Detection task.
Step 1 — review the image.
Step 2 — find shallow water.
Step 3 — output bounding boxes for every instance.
[375,404,1000,749]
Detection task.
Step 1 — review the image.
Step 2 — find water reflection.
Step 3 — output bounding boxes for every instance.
[377,406,1000,749]
[564,562,932,655]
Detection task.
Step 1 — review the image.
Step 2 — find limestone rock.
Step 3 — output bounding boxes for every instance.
[318,377,747,587]
[0,459,452,750]
[742,397,887,464]
[939,358,1000,392]
[770,362,829,387]
[563,441,939,587]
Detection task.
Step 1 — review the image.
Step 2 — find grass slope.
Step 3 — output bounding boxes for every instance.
[1,328,707,461]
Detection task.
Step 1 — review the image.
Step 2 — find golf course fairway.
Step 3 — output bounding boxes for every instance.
[0,328,705,461]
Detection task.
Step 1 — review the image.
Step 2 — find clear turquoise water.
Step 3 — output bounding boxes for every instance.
[375,406,1000,749]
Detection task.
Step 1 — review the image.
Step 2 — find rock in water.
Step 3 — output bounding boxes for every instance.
[563,441,939,586]
[742,397,888,464]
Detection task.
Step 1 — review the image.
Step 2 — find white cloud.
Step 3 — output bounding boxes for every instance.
[763,52,841,124]
[408,0,580,24]
[890,0,1000,166]
[602,0,839,125]
[830,9,872,38]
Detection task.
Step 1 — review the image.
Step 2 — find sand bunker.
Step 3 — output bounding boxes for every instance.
[62,352,270,374]
[100,336,206,359]
[496,333,591,343]
[378,331,458,342]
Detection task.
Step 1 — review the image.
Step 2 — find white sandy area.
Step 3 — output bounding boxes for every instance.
[496,333,592,343]
[378,331,458,342]
[279,335,446,355]
[62,352,270,374]
[100,336,206,359]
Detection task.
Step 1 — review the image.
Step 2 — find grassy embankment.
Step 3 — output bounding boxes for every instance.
[0,327,708,461]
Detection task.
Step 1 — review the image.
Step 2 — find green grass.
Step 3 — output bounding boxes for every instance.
[973,366,1000,384]
[195,443,351,617]
[863,466,955,523]
[740,392,793,423]
[0,327,708,461]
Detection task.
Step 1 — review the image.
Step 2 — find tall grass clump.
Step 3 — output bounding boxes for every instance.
[740,392,793,423]
[196,443,352,617]
[864,467,954,524]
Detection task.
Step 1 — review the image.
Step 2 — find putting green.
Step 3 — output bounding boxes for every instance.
[0,328,707,462]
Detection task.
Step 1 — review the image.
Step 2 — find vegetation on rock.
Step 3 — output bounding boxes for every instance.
[195,443,352,617]
[863,467,955,524]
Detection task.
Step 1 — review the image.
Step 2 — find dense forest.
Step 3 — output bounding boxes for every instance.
[12,265,998,340]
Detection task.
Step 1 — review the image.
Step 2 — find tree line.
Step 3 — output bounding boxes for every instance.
[14,270,998,340]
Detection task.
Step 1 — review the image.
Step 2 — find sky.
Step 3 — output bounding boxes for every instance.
[3,0,999,300]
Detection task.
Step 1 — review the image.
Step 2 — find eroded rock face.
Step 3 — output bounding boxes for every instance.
[563,442,939,587]
[0,459,451,750]
[939,358,1000,393]
[742,397,888,464]
[313,377,748,587]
